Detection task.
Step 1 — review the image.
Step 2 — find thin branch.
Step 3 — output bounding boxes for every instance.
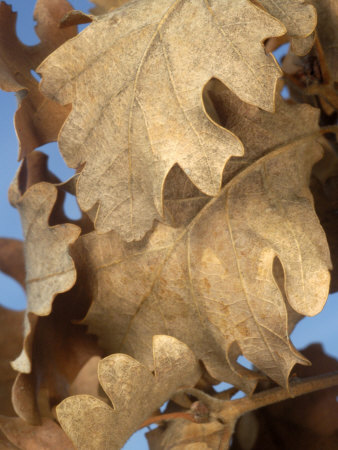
[219,370,338,421]
[138,371,338,431]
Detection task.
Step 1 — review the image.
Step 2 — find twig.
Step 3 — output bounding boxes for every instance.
[218,370,338,422]
[138,371,338,431]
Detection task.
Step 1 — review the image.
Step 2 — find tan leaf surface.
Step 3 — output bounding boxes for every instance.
[0,416,74,450]
[89,0,129,15]
[56,335,201,449]
[70,142,330,393]
[38,0,286,240]
[0,0,76,158]
[204,80,321,185]
[164,86,321,228]
[257,0,317,55]
[8,181,80,374]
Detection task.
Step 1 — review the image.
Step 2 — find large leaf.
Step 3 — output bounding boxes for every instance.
[38,0,286,240]
[71,142,330,392]
[56,335,201,449]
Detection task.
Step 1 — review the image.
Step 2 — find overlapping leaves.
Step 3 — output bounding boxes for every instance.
[38,0,287,240]
[0,0,337,448]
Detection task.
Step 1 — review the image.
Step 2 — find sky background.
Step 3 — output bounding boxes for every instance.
[0,1,337,448]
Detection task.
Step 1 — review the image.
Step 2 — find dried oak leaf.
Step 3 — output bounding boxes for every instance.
[6,157,99,423]
[164,85,321,230]
[257,0,317,56]
[11,292,101,425]
[56,335,201,449]
[9,181,81,375]
[70,141,330,393]
[38,0,286,241]
[0,416,74,450]
[204,80,321,185]
[0,0,76,158]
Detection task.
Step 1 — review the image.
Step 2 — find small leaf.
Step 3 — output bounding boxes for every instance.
[57,335,201,449]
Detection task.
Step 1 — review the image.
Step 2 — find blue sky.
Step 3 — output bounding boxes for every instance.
[0,1,337,449]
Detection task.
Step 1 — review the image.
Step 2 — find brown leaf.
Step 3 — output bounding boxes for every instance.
[69,142,330,393]
[0,307,24,417]
[56,335,201,449]
[11,301,101,424]
[0,416,74,450]
[147,419,227,449]
[0,240,25,289]
[257,0,317,55]
[69,356,101,398]
[0,0,76,158]
[38,0,286,240]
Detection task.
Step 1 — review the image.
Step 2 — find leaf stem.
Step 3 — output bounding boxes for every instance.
[138,411,196,429]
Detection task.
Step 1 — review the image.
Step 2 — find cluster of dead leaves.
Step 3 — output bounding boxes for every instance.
[0,0,337,448]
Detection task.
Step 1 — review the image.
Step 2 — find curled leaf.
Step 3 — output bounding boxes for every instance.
[0,0,76,158]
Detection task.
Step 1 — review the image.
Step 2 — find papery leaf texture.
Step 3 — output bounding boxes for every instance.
[9,181,80,374]
[57,335,201,449]
[70,141,331,393]
[257,0,317,55]
[38,0,286,240]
